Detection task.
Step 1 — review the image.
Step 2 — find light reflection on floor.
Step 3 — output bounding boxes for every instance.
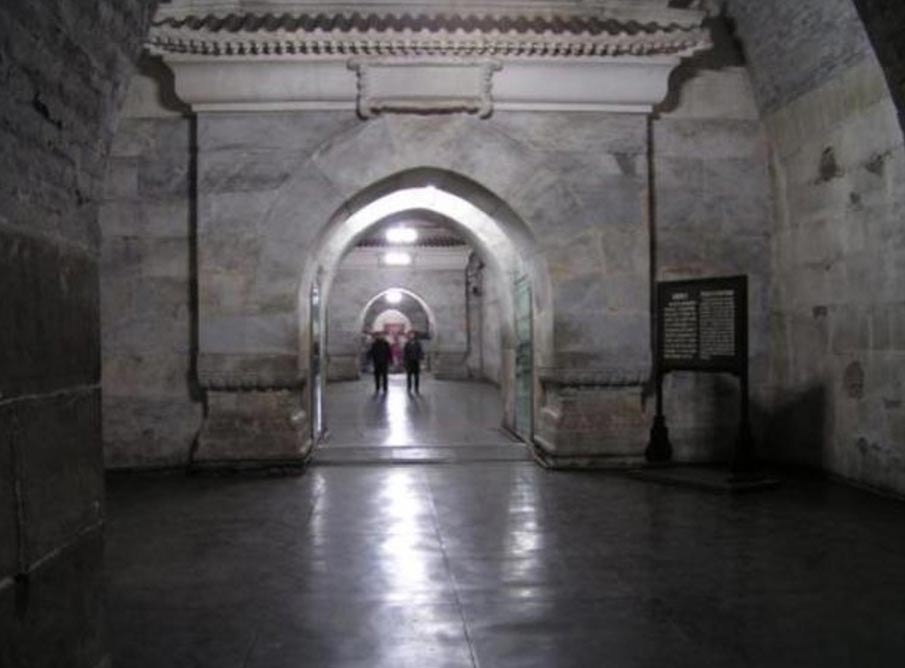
[322,374,519,448]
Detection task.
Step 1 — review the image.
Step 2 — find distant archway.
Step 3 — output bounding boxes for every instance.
[360,288,436,339]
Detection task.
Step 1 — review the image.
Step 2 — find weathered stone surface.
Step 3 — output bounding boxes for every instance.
[729,1,905,495]
[104,396,202,468]
[725,0,870,113]
[11,390,104,563]
[0,424,17,579]
[101,111,201,469]
[194,389,307,464]
[198,111,359,153]
[0,529,108,668]
[202,313,297,355]
[200,149,300,194]
[537,385,648,459]
[1,0,154,661]
[0,229,100,398]
[491,111,647,154]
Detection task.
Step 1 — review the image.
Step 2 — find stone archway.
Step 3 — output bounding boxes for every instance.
[361,289,436,339]
[300,169,554,441]
[359,288,436,375]
[194,114,654,467]
[328,285,438,381]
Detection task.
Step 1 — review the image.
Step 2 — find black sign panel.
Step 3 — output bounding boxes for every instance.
[657,276,747,374]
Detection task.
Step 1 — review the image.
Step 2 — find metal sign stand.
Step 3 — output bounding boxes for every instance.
[646,275,758,478]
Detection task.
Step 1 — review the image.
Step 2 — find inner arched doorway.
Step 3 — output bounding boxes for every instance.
[359,288,435,374]
[301,169,553,456]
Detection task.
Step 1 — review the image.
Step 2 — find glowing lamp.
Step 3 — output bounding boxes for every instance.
[383,251,412,266]
[385,227,418,244]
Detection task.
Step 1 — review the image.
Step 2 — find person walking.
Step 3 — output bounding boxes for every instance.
[403,331,424,394]
[368,333,391,393]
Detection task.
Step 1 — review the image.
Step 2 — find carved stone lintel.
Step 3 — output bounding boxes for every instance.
[147,4,711,114]
[350,58,501,118]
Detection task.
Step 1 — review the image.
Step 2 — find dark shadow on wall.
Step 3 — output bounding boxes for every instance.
[656,9,747,115]
[134,54,191,115]
[761,385,829,471]
[852,0,905,135]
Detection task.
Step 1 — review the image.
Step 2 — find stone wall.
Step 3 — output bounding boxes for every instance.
[481,268,505,386]
[725,0,905,495]
[0,1,154,666]
[101,112,203,468]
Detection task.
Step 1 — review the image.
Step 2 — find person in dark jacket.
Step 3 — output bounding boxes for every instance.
[368,333,392,393]
[403,331,424,394]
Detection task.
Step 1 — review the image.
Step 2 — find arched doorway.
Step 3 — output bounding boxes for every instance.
[359,289,435,374]
[301,169,553,455]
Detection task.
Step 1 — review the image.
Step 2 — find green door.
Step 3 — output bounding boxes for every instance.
[514,275,533,441]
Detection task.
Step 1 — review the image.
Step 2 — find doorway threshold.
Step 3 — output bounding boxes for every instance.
[312,443,531,465]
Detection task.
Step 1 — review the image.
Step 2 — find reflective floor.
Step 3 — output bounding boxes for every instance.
[318,375,527,463]
[107,462,905,667]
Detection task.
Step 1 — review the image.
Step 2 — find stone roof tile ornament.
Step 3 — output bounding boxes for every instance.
[148,2,712,116]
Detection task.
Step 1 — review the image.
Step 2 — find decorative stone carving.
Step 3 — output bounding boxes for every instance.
[350,58,500,118]
[147,2,711,114]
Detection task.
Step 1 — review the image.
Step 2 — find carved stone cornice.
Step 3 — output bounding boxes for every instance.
[350,58,500,118]
[149,10,708,59]
[147,2,711,114]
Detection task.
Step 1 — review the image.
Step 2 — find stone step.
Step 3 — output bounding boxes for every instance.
[312,444,531,465]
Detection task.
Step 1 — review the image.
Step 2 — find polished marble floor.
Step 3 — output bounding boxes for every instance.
[106,378,905,667]
[317,375,527,463]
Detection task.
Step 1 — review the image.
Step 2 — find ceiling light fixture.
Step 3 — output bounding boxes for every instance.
[385,289,403,304]
[385,227,418,244]
[383,251,412,266]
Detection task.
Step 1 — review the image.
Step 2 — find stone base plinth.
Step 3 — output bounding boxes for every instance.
[327,354,360,382]
[535,378,649,467]
[193,389,310,467]
[433,351,470,380]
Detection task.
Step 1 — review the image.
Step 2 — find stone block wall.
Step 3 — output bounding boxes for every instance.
[100,114,203,468]
[726,0,905,495]
[725,0,870,115]
[0,1,153,666]
[481,271,505,386]
[651,16,774,462]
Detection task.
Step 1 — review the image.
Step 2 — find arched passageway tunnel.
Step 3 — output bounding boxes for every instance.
[302,170,554,460]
